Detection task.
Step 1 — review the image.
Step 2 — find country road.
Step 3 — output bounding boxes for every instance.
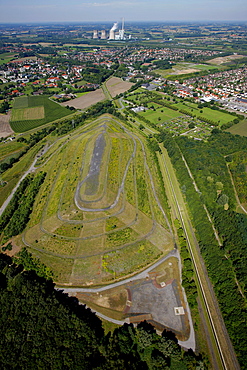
[59,247,195,351]
[0,152,38,217]
[0,142,55,217]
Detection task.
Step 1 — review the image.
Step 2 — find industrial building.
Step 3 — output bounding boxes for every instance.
[92,19,128,41]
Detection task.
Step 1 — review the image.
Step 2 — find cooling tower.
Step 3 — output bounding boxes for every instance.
[93,30,98,39]
[109,22,118,40]
[101,30,106,39]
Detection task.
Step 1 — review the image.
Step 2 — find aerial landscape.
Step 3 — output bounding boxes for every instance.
[0,1,247,369]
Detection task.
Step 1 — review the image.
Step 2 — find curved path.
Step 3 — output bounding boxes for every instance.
[60,247,195,351]
[0,143,51,217]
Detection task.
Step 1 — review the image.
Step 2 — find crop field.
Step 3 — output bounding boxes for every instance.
[105,77,133,98]
[155,62,220,77]
[226,120,247,137]
[23,115,174,285]
[10,95,71,133]
[62,88,106,110]
[11,106,45,121]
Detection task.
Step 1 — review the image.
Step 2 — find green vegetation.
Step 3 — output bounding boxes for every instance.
[0,172,46,242]
[158,129,247,368]
[172,102,234,127]
[10,95,71,132]
[8,112,172,284]
[0,254,205,369]
[228,151,247,204]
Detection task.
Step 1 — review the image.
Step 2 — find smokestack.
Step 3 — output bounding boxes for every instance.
[119,18,125,40]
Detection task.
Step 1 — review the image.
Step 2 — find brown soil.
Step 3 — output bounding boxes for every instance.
[207,54,245,65]
[61,88,105,110]
[0,112,14,138]
[105,77,133,98]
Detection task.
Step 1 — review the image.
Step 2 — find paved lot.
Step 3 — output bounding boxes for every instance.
[128,279,186,334]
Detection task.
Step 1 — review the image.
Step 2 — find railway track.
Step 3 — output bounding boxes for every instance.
[158,146,240,370]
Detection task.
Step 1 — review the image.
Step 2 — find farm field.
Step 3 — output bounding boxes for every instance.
[62,88,106,110]
[155,62,220,78]
[105,77,133,98]
[207,54,245,65]
[23,115,174,286]
[226,119,247,137]
[10,95,71,133]
[0,112,13,138]
[0,53,17,65]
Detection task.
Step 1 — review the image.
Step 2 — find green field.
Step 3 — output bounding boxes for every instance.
[10,95,71,133]
[173,102,234,126]
[140,105,182,123]
[155,62,222,78]
[21,116,173,285]
[226,119,247,136]
[0,53,17,65]
[0,141,27,162]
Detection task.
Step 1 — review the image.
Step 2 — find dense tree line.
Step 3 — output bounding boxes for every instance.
[158,129,247,367]
[228,151,247,203]
[0,176,32,231]
[174,134,236,212]
[0,172,46,241]
[0,254,205,369]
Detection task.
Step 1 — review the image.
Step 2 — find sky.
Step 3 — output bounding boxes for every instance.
[0,0,246,24]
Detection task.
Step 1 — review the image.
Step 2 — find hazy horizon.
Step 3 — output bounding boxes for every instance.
[0,0,246,24]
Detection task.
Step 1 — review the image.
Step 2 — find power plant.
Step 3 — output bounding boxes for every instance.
[92,19,129,41]
[109,22,118,40]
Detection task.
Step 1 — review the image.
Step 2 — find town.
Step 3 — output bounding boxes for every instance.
[0,21,247,370]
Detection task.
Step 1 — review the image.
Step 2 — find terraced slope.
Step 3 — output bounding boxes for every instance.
[24,116,174,285]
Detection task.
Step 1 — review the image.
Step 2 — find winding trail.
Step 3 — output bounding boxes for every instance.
[0,144,50,217]
[59,247,195,350]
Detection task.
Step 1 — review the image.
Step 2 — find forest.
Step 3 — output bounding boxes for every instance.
[158,129,247,367]
[0,254,205,370]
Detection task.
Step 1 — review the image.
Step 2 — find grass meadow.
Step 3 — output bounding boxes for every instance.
[22,116,173,284]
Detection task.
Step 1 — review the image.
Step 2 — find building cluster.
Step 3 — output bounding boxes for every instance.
[126,47,220,63]
[92,20,130,41]
[171,67,247,113]
[0,58,99,97]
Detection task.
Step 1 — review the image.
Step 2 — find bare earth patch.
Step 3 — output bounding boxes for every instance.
[0,112,14,138]
[207,54,245,65]
[106,77,133,98]
[10,56,37,63]
[170,68,199,75]
[62,88,105,110]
